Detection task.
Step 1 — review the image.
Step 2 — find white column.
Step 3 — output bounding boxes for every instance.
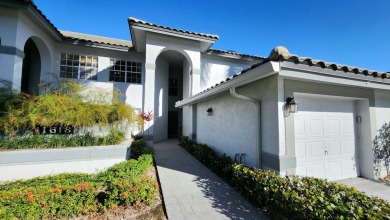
[0,54,23,89]
[143,62,156,145]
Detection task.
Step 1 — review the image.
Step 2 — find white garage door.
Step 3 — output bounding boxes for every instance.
[294,95,359,181]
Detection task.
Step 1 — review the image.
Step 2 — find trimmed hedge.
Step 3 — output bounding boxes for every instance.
[0,155,157,219]
[179,136,390,220]
[0,129,125,150]
[130,139,154,159]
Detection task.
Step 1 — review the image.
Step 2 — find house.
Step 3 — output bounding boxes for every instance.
[1,0,389,181]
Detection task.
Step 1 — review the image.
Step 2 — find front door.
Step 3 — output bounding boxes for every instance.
[168,111,179,138]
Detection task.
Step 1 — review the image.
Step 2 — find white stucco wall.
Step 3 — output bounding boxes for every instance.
[0,6,19,46]
[200,54,256,91]
[195,76,278,167]
[238,76,279,155]
[373,89,390,178]
[196,92,258,167]
[355,99,374,179]
[182,60,193,137]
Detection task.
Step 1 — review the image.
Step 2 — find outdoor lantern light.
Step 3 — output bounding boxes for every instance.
[207,108,213,116]
[286,97,298,114]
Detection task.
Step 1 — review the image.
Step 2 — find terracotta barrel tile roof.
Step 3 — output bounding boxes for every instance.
[128,17,219,40]
[60,31,133,48]
[207,49,264,59]
[266,46,389,79]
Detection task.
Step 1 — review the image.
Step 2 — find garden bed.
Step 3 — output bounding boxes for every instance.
[0,140,166,220]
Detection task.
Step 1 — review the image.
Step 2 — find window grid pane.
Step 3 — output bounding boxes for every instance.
[60,53,98,80]
[109,59,142,84]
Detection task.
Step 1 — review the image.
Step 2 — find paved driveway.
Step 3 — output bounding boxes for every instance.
[154,139,268,220]
[335,177,390,202]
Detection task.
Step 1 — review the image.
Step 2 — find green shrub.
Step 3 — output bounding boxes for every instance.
[0,155,157,219]
[130,139,153,159]
[178,136,390,219]
[0,129,125,150]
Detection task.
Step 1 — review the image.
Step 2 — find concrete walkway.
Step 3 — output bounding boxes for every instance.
[335,177,390,202]
[154,139,268,220]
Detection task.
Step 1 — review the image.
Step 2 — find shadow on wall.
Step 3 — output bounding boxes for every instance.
[373,121,390,178]
[200,64,243,90]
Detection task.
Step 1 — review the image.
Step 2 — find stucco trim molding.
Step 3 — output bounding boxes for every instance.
[0,45,25,58]
[145,63,156,70]
[262,151,297,171]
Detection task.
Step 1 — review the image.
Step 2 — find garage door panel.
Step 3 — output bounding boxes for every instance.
[296,165,307,176]
[309,141,325,157]
[341,119,355,134]
[343,139,355,155]
[326,119,341,135]
[328,161,343,179]
[296,141,306,158]
[294,119,305,138]
[310,163,326,179]
[327,140,341,156]
[295,96,359,181]
[306,119,324,136]
[342,160,357,177]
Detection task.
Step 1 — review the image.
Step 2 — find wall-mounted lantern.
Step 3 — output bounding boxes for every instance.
[286,97,298,114]
[207,108,213,116]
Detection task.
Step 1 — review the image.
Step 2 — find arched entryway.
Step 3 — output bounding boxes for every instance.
[21,38,41,94]
[153,50,191,141]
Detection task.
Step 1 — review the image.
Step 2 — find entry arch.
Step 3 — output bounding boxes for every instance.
[153,49,192,141]
[21,36,51,94]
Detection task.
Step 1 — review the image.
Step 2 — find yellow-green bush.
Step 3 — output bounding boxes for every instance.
[0,80,134,135]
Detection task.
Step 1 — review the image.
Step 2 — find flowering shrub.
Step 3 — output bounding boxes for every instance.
[139,110,155,122]
[179,136,390,219]
[137,110,155,138]
[0,155,157,219]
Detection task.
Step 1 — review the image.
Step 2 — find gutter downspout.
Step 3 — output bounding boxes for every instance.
[230,87,262,169]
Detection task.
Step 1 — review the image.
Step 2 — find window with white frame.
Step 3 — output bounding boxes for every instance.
[109,59,142,84]
[60,53,98,80]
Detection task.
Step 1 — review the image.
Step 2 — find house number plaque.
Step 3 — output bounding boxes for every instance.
[38,125,74,134]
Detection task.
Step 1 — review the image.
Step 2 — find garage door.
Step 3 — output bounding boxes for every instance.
[294,95,359,181]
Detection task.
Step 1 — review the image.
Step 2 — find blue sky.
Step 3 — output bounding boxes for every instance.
[34,0,390,72]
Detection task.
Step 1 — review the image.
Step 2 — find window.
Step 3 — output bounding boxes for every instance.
[169,78,178,96]
[60,53,98,80]
[109,59,142,84]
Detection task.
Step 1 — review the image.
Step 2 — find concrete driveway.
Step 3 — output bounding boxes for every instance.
[335,177,390,202]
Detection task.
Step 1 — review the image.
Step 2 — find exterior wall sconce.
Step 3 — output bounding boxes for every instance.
[286,97,298,114]
[207,108,213,116]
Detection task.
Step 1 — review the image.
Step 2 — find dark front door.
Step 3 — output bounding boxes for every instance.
[168,111,179,138]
